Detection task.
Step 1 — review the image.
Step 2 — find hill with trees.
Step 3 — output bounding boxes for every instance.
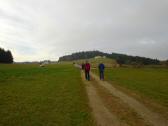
[0,47,13,63]
[59,51,160,65]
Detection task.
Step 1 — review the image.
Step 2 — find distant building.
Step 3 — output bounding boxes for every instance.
[42,60,50,64]
[94,56,106,59]
[94,56,102,59]
[39,60,51,67]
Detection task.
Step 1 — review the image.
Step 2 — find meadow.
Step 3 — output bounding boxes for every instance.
[94,67,168,107]
[0,64,94,126]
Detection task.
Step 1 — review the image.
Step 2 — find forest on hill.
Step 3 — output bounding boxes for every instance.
[59,51,160,65]
[0,47,13,63]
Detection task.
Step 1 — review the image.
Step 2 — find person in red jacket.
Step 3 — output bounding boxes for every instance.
[85,61,91,81]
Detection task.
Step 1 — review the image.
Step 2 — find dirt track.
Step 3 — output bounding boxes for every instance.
[82,71,168,126]
[82,73,127,126]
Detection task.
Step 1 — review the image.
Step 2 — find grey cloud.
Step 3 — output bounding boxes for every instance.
[0,0,168,61]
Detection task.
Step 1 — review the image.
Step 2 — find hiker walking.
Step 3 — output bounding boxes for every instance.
[85,61,91,81]
[99,63,105,80]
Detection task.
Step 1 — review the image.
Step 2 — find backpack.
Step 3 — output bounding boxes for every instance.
[99,64,105,71]
[85,63,90,71]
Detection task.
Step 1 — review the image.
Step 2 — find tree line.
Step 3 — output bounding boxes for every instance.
[0,47,13,63]
[59,51,160,65]
[109,53,160,65]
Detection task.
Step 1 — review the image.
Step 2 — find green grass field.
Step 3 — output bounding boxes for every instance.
[0,64,94,126]
[94,67,168,107]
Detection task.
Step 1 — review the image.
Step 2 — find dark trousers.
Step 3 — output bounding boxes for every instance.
[99,71,104,80]
[85,71,90,81]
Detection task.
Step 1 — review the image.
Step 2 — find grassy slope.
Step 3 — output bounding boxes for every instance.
[94,68,168,107]
[73,57,116,68]
[0,64,94,126]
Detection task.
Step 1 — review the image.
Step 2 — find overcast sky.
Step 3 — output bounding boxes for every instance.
[0,0,168,61]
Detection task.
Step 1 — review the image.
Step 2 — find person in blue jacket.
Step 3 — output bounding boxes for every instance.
[98,63,105,80]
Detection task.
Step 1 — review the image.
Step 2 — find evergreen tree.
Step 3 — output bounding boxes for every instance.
[0,47,13,63]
